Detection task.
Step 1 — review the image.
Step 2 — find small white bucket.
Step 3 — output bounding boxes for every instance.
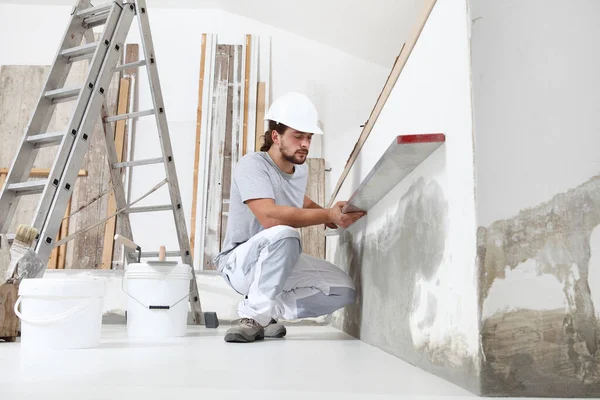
[15,278,106,349]
[124,261,191,338]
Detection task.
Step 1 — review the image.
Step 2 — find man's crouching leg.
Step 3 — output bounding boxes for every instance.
[224,226,301,343]
[278,254,356,322]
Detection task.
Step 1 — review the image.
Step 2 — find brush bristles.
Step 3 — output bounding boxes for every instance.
[15,225,38,243]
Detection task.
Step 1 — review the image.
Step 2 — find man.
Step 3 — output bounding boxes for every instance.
[212,92,366,343]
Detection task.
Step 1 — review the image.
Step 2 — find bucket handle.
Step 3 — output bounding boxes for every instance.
[121,274,190,310]
[13,296,94,325]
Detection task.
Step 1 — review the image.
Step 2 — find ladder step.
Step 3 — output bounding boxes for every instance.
[78,3,112,27]
[115,60,147,73]
[61,42,98,62]
[105,109,156,123]
[7,180,47,196]
[77,3,112,18]
[141,251,182,258]
[126,205,173,213]
[84,13,110,28]
[26,132,64,148]
[45,87,81,104]
[113,158,164,168]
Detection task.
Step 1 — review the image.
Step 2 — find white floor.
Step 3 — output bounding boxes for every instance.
[0,324,539,400]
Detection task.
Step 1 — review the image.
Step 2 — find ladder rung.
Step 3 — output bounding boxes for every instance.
[77,3,112,18]
[7,180,47,196]
[126,205,173,214]
[113,158,163,168]
[45,87,81,103]
[84,13,110,28]
[105,109,155,123]
[79,4,112,28]
[61,42,98,61]
[141,251,182,258]
[115,60,147,73]
[26,132,64,148]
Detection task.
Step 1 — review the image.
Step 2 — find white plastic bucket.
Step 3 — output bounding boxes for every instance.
[15,278,106,349]
[124,262,191,338]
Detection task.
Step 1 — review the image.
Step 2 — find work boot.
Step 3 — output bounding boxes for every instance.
[264,318,286,338]
[224,318,264,343]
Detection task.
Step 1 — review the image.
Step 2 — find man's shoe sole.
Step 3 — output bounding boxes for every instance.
[224,331,265,343]
[264,325,287,338]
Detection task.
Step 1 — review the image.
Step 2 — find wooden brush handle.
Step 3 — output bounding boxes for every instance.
[158,246,166,261]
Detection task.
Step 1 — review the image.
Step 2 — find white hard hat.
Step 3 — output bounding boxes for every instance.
[264,92,323,135]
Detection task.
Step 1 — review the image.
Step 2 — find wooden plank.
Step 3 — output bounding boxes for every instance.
[48,233,59,269]
[0,235,9,280]
[57,198,71,269]
[190,33,207,258]
[114,43,139,265]
[300,158,326,259]
[246,36,259,154]
[124,44,140,78]
[220,45,240,254]
[0,169,87,176]
[0,282,19,341]
[67,58,120,269]
[326,0,437,207]
[101,77,130,269]
[231,45,243,167]
[0,67,84,270]
[242,35,251,156]
[255,82,266,151]
[203,45,230,270]
[0,66,55,235]
[196,34,217,270]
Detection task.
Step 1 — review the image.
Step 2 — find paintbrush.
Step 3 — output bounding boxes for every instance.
[5,225,38,282]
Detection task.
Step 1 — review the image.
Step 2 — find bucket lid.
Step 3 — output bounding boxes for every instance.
[125,263,191,279]
[18,278,106,298]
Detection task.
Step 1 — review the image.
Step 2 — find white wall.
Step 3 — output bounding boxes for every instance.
[471,0,600,227]
[0,4,388,267]
[328,0,479,375]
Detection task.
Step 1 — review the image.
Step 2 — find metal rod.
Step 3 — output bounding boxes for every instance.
[113,157,163,168]
[115,60,146,72]
[126,205,172,213]
[105,109,155,122]
[141,250,181,258]
[54,179,167,248]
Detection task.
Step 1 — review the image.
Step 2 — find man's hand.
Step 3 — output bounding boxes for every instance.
[328,201,366,229]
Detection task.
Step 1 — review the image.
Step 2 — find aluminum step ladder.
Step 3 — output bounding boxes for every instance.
[0,0,205,324]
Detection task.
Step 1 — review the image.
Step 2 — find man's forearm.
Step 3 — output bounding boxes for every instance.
[264,204,331,228]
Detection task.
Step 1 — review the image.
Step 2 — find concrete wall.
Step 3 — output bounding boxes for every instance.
[470,0,600,396]
[327,1,480,392]
[0,3,388,268]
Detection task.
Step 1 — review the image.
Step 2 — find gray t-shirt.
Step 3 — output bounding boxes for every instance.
[214,152,308,264]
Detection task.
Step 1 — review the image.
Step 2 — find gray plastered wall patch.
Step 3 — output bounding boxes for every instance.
[332,177,480,393]
[478,175,600,397]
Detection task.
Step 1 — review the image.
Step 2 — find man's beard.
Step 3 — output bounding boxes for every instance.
[280,146,308,165]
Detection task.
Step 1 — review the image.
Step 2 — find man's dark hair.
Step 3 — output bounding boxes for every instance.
[260,120,288,152]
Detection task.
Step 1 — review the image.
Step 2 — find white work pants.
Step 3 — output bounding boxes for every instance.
[217,225,356,326]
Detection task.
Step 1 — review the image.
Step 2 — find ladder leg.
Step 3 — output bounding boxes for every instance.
[31,2,125,236]
[134,0,204,325]
[100,103,134,242]
[85,26,134,266]
[35,4,136,265]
